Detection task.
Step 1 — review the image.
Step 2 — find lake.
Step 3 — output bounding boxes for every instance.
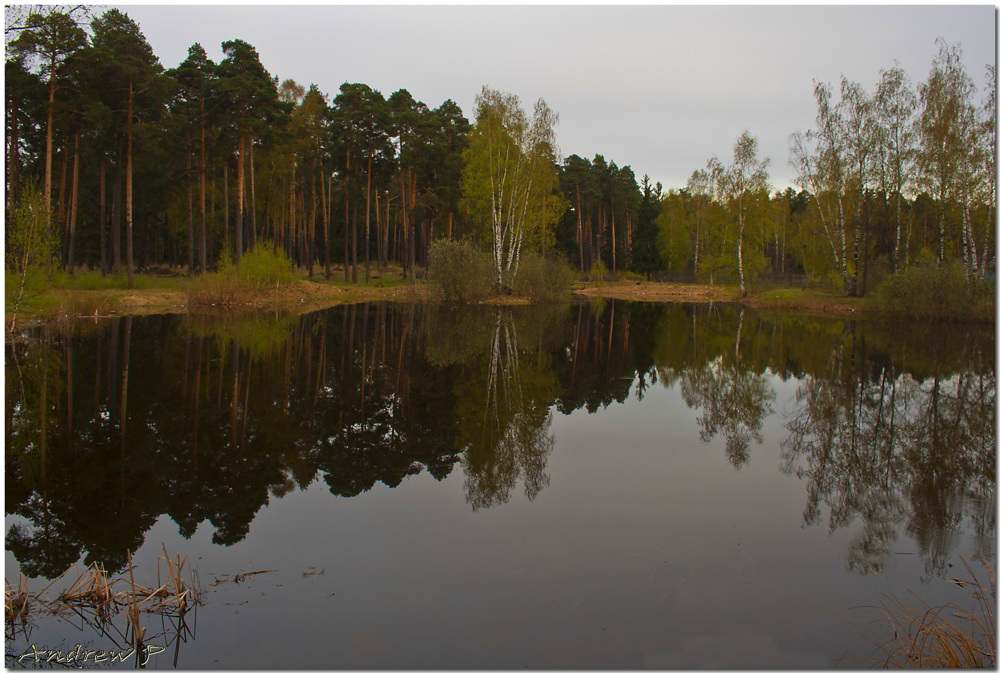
[5,300,995,668]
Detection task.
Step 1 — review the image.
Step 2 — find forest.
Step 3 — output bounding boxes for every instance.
[5,7,997,300]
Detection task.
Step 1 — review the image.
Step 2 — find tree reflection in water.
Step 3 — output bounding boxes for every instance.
[4,302,994,584]
[780,322,996,578]
[679,307,776,469]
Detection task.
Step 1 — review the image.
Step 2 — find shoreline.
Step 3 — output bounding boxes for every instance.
[6,278,992,331]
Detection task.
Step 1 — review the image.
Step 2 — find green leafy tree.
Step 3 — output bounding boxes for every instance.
[462,87,564,290]
[917,39,977,268]
[6,180,57,331]
[711,130,770,296]
[656,189,692,273]
[790,81,851,293]
[874,63,917,272]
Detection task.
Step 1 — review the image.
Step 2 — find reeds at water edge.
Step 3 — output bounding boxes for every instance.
[859,557,996,668]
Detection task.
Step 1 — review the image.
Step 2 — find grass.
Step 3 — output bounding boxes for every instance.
[746,287,865,313]
[858,558,995,668]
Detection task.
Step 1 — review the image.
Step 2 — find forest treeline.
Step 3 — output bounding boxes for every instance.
[5,7,996,297]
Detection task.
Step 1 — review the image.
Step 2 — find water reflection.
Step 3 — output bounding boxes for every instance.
[5,302,994,585]
[780,322,996,578]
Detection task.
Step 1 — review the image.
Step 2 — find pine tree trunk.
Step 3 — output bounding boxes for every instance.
[57,146,68,264]
[400,169,408,279]
[187,139,194,276]
[365,148,372,284]
[343,183,350,282]
[249,136,257,250]
[409,168,417,275]
[126,82,135,289]
[235,135,245,265]
[322,170,331,279]
[199,110,207,273]
[308,176,316,278]
[223,162,230,256]
[611,191,617,277]
[344,151,350,282]
[375,189,382,272]
[99,160,107,274]
[68,132,80,275]
[44,70,55,228]
[352,199,358,284]
[112,150,122,274]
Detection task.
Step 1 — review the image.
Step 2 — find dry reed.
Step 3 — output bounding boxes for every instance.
[7,546,202,625]
[863,557,995,668]
[5,577,31,625]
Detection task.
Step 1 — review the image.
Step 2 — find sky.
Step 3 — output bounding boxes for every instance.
[109,3,996,191]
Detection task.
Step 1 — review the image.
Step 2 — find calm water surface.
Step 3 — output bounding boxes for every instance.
[5,301,995,668]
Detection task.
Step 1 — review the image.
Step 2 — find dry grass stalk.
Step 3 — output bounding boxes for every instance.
[5,577,31,624]
[867,558,995,668]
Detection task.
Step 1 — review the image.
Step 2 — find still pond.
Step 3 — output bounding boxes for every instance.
[5,300,996,668]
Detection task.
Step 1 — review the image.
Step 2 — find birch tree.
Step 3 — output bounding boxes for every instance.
[789,81,851,293]
[976,65,996,276]
[841,77,877,295]
[873,64,917,271]
[461,87,563,291]
[712,130,770,297]
[917,39,976,267]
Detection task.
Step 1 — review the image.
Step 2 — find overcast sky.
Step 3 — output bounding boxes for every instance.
[113,4,996,191]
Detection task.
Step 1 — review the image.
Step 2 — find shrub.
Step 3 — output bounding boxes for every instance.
[868,263,994,321]
[428,239,495,303]
[590,259,608,284]
[6,179,57,327]
[187,242,297,306]
[238,241,296,290]
[511,252,573,302]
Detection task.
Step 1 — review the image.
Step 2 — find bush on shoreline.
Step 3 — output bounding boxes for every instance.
[428,239,496,303]
[867,263,994,321]
[512,251,574,303]
[188,243,297,306]
[428,239,573,303]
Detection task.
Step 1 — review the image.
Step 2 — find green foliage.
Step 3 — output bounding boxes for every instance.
[6,180,58,320]
[428,239,495,303]
[868,263,995,320]
[461,87,564,288]
[238,241,296,290]
[187,241,296,305]
[590,259,608,284]
[186,312,296,360]
[511,252,573,303]
[656,190,693,272]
